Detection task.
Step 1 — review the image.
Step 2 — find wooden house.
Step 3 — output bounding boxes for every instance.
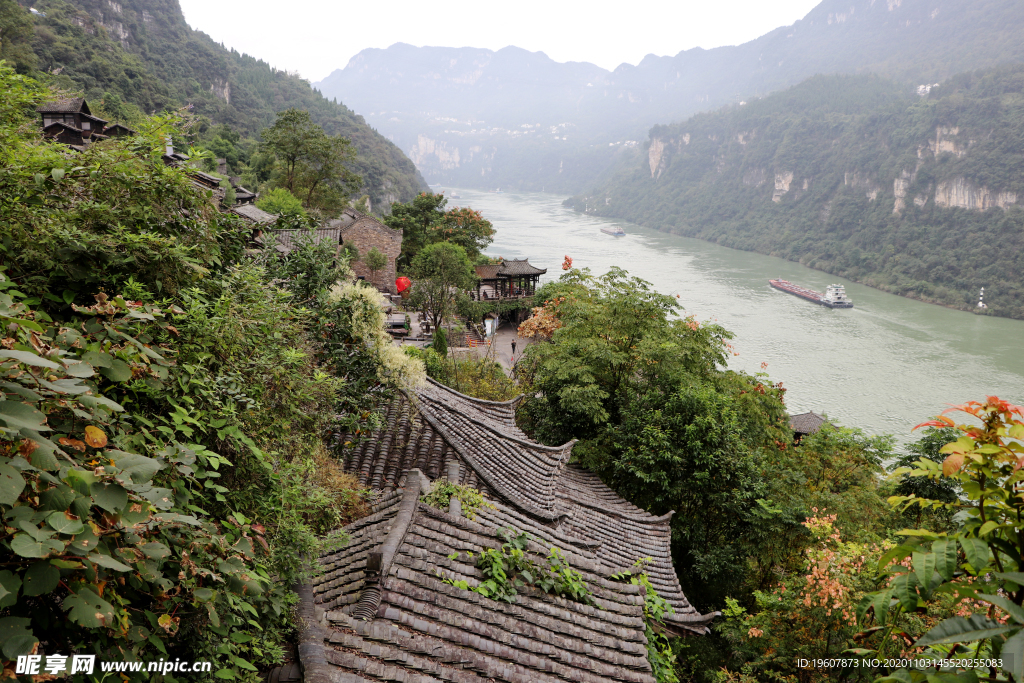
[473,258,547,300]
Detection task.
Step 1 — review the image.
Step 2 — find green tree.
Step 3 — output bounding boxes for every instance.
[386,192,495,267]
[257,187,307,217]
[518,266,732,444]
[408,242,477,329]
[262,108,361,214]
[364,246,388,286]
[578,383,768,604]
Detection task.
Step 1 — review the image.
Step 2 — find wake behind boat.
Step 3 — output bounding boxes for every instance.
[769,279,853,308]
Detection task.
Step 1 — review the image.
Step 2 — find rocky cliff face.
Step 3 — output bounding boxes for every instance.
[934,178,1017,210]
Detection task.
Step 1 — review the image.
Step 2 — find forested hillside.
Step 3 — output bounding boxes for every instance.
[2,0,425,207]
[568,67,1024,319]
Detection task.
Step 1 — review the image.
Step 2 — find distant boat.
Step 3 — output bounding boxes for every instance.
[769,279,854,308]
[450,193,461,199]
[600,226,625,236]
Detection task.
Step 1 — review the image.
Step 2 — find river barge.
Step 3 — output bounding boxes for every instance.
[769,279,854,308]
[600,226,625,236]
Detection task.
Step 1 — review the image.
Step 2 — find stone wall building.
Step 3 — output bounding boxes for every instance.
[328,208,403,293]
[296,379,715,683]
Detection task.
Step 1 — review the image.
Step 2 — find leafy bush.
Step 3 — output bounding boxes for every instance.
[0,285,279,674]
[442,528,596,606]
[256,187,307,217]
[420,480,494,521]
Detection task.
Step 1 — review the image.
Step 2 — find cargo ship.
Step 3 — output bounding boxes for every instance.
[769,280,854,308]
[600,226,625,236]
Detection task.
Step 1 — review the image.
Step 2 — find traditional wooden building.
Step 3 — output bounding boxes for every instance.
[473,258,546,300]
[298,379,715,683]
[38,98,108,145]
[101,123,136,139]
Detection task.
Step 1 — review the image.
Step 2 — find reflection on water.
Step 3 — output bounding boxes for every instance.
[447,188,1024,442]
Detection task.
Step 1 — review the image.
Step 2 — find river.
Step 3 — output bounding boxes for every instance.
[446,187,1024,443]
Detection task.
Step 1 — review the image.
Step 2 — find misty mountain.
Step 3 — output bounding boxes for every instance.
[314,0,1024,193]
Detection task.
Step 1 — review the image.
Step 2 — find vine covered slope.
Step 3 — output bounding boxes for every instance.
[13,0,425,207]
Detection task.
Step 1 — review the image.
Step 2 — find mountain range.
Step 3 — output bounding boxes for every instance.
[314,0,1024,192]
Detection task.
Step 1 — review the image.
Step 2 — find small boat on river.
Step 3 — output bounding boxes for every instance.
[769,279,854,308]
[600,226,625,236]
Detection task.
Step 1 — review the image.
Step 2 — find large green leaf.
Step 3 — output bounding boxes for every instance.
[46,511,85,535]
[0,463,25,506]
[1001,628,1024,683]
[88,552,132,572]
[913,550,939,595]
[0,617,37,659]
[90,482,128,513]
[78,394,124,412]
[81,351,112,368]
[864,588,895,626]
[64,587,116,627]
[0,571,21,609]
[960,537,990,574]
[139,542,171,559]
[108,451,162,483]
[22,562,60,597]
[99,359,133,382]
[0,350,60,369]
[932,539,957,582]
[62,360,95,378]
[10,533,63,558]
[0,401,50,432]
[38,484,76,512]
[892,572,922,611]
[916,615,1014,647]
[67,527,100,555]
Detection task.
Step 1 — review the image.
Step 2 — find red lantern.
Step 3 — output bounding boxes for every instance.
[395,277,411,293]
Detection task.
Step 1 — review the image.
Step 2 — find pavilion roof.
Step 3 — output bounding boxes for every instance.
[788,411,829,435]
[498,258,546,276]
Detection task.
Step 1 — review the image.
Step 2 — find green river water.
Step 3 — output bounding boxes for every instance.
[448,187,1024,442]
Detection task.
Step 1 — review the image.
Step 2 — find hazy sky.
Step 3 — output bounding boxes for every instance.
[177,0,822,83]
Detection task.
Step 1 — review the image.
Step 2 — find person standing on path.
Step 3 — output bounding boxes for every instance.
[510,339,517,365]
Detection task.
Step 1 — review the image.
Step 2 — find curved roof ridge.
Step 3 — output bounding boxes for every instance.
[423,376,525,407]
[419,389,572,453]
[408,391,565,522]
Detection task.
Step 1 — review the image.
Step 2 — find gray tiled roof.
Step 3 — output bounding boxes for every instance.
[229,204,278,225]
[789,411,828,435]
[309,379,715,681]
[37,98,88,114]
[268,226,342,251]
[475,264,502,279]
[499,258,546,276]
